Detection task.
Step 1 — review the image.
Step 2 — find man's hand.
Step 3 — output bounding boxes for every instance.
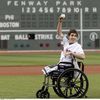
[58,17,64,23]
[58,14,65,22]
[63,51,72,56]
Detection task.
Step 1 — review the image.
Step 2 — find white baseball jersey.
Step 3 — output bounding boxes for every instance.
[60,35,84,62]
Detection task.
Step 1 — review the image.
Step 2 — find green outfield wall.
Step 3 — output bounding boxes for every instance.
[0,0,100,50]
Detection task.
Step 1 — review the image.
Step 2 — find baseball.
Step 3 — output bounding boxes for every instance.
[60,14,65,19]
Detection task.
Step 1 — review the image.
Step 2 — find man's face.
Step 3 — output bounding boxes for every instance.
[68,33,78,43]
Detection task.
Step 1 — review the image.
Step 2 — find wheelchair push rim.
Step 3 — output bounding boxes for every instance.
[57,68,89,98]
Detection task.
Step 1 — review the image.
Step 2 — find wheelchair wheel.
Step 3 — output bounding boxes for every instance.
[57,68,89,98]
[36,89,43,98]
[36,86,45,98]
[40,91,50,98]
[36,89,50,98]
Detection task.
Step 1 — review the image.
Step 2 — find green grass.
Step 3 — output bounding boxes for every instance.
[0,74,100,98]
[84,52,100,65]
[0,51,100,98]
[0,75,39,98]
[0,52,100,66]
[0,53,59,66]
[87,74,100,98]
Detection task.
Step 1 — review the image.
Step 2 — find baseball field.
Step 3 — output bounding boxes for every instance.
[0,51,100,98]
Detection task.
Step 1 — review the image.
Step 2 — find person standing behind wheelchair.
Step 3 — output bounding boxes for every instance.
[57,14,85,64]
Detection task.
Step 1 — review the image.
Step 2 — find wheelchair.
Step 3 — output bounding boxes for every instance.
[36,61,89,98]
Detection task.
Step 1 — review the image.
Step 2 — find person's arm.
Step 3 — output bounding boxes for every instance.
[71,52,85,60]
[63,51,85,60]
[57,17,64,38]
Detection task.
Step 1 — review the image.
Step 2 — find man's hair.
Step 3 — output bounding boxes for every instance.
[67,29,78,37]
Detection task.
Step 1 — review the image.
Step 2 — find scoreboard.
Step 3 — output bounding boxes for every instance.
[0,0,100,50]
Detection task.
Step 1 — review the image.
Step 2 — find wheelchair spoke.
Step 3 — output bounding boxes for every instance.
[62,87,73,97]
[73,73,81,82]
[59,77,70,87]
[74,85,85,95]
[63,88,68,96]
[74,86,79,93]
[71,78,80,84]
[73,75,87,85]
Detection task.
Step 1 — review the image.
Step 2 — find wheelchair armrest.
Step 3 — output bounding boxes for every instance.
[58,62,73,65]
[58,62,74,67]
[57,62,74,70]
[58,61,84,72]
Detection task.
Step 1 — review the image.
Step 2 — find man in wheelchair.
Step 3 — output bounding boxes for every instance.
[42,15,85,75]
[36,15,89,98]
